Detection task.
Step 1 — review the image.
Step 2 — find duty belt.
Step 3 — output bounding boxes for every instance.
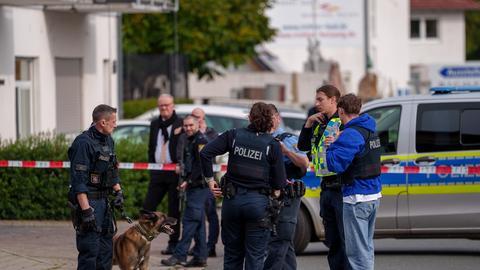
[321,180,342,191]
[87,190,110,199]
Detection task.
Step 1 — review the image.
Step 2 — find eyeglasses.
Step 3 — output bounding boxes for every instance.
[159,103,173,107]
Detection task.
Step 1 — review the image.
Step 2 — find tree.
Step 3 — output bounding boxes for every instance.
[466,9,480,60]
[122,0,276,79]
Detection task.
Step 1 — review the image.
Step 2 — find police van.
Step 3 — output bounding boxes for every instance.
[294,86,480,253]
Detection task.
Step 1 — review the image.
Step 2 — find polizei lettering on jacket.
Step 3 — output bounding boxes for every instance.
[233,146,263,160]
[369,138,381,149]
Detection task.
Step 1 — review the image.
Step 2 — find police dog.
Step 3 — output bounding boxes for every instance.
[113,211,177,270]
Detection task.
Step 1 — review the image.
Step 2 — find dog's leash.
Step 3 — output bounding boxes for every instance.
[120,207,133,224]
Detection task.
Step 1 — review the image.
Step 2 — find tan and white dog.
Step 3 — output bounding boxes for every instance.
[112,211,177,270]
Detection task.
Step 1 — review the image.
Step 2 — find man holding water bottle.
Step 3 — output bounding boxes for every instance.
[298,85,347,270]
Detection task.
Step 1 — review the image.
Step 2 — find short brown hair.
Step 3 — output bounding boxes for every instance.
[249,102,274,132]
[337,94,362,115]
[92,104,117,122]
[316,85,341,103]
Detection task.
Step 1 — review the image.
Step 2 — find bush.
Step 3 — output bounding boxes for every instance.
[0,134,165,220]
[123,97,193,119]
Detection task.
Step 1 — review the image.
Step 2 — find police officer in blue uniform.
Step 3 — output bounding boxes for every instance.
[68,104,124,270]
[161,115,210,267]
[298,85,347,270]
[264,104,309,270]
[200,102,287,270]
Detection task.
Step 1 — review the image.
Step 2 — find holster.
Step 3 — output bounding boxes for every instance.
[284,180,306,198]
[221,180,236,199]
[293,180,306,197]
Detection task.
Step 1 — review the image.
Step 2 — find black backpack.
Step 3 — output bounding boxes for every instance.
[275,133,307,180]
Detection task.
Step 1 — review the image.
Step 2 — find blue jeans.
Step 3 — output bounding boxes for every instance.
[205,191,220,251]
[320,188,348,270]
[343,200,380,270]
[222,187,270,270]
[173,187,210,261]
[76,198,114,270]
[264,196,301,270]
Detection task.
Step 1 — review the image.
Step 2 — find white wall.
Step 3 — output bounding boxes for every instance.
[370,0,410,97]
[410,11,465,64]
[188,72,328,106]
[0,7,118,140]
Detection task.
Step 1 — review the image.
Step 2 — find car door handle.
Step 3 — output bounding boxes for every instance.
[381,158,400,166]
[415,156,437,166]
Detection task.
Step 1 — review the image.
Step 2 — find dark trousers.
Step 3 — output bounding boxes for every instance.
[320,188,347,270]
[174,187,210,261]
[76,198,114,270]
[143,170,181,245]
[206,190,220,251]
[264,196,301,270]
[222,187,270,270]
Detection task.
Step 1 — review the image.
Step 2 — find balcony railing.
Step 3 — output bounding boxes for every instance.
[0,0,178,13]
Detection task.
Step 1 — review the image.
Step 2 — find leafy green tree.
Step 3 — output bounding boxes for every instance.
[122,0,276,79]
[466,10,480,60]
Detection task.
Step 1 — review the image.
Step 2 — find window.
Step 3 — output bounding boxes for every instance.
[425,19,438,38]
[416,103,480,152]
[410,19,420,38]
[363,106,401,155]
[410,18,439,39]
[460,110,480,145]
[15,58,35,139]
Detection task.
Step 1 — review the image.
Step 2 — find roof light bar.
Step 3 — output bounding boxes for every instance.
[430,86,480,94]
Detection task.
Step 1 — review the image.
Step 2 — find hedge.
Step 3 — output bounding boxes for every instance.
[0,134,165,220]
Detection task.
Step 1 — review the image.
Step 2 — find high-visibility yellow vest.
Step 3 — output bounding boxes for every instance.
[311,117,341,176]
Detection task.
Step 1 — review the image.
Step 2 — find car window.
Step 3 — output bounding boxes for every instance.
[363,106,401,155]
[282,116,305,133]
[112,125,149,143]
[205,115,248,133]
[416,103,480,152]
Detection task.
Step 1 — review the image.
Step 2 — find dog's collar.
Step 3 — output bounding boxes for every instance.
[134,223,158,242]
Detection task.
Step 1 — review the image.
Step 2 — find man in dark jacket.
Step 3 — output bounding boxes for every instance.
[162,115,210,267]
[68,104,124,270]
[142,94,183,254]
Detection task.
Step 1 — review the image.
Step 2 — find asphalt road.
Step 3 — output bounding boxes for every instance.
[1,220,479,270]
[298,239,480,270]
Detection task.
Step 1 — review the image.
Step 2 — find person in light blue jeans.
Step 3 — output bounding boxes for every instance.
[326,94,382,270]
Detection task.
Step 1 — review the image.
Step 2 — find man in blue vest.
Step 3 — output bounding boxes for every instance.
[325,94,382,270]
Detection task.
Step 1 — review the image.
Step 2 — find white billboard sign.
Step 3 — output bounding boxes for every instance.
[267,0,364,47]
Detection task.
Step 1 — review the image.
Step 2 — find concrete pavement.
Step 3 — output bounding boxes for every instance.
[0,220,224,270]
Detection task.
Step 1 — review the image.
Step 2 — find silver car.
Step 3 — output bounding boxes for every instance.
[294,87,480,253]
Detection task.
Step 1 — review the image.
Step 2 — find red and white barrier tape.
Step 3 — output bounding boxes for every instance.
[1,160,479,175]
[0,160,228,172]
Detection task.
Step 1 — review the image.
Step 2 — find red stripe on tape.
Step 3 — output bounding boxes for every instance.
[221,164,228,172]
[0,160,8,167]
[50,161,65,168]
[468,166,480,175]
[23,161,36,168]
[404,166,419,174]
[162,163,176,171]
[133,163,149,170]
[436,166,452,174]
[380,166,389,173]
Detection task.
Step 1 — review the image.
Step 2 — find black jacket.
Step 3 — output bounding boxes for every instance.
[148,113,184,163]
